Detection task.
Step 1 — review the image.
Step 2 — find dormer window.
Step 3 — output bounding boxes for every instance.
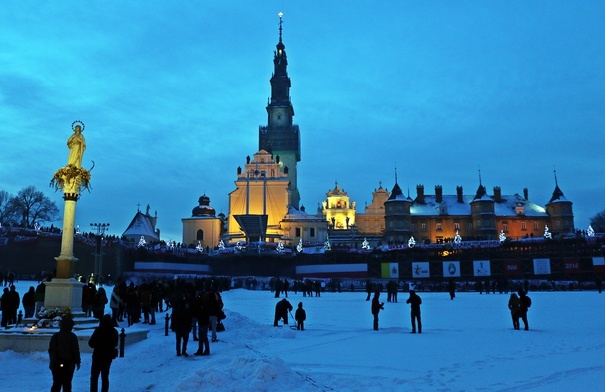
[516,204,525,215]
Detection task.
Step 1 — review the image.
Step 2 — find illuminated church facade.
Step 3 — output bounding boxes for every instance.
[182,14,575,249]
[223,15,328,246]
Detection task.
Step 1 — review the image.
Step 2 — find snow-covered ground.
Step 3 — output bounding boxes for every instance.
[1,280,604,391]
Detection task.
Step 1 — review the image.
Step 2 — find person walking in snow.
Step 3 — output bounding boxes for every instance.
[518,290,531,331]
[371,291,384,331]
[406,290,422,334]
[448,280,456,300]
[508,292,520,330]
[295,302,306,331]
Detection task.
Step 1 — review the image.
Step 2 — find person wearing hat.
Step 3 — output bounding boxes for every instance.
[406,290,422,333]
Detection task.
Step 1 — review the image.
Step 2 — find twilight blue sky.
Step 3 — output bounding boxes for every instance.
[1,1,604,241]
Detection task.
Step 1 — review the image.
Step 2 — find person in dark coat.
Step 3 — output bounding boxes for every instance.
[508,293,520,330]
[194,292,210,356]
[295,302,306,331]
[448,280,456,300]
[206,288,224,342]
[88,314,119,392]
[93,287,108,320]
[518,290,531,331]
[84,283,97,317]
[48,316,81,392]
[170,293,192,356]
[35,279,48,315]
[406,290,422,333]
[22,286,36,318]
[283,279,290,298]
[2,284,20,326]
[1,287,10,327]
[124,285,139,327]
[8,285,20,325]
[371,291,384,331]
[273,298,293,327]
[274,278,282,298]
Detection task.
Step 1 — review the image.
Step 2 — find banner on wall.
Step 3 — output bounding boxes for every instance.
[561,258,581,274]
[593,257,605,273]
[412,262,430,278]
[295,263,368,278]
[473,260,491,277]
[502,260,521,276]
[533,258,551,275]
[381,263,399,279]
[442,261,461,278]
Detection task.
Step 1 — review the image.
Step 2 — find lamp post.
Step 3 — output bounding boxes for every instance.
[90,223,110,284]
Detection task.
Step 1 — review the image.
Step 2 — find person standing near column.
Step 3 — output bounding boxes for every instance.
[48,316,81,392]
[88,314,119,392]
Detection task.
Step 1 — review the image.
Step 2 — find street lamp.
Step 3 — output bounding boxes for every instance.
[90,223,110,285]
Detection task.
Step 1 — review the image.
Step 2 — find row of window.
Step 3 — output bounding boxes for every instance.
[386,220,553,232]
[295,227,316,238]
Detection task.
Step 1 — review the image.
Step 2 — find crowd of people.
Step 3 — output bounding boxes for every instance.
[0,271,596,391]
[43,277,228,391]
[271,278,325,298]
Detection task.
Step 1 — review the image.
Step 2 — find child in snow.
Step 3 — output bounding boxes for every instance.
[295,302,306,331]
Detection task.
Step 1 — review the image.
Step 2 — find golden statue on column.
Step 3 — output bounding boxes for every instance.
[47,121,93,312]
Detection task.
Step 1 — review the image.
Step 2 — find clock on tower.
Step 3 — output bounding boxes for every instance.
[271,108,287,126]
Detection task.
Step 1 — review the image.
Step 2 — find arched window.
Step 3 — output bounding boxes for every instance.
[196,229,204,241]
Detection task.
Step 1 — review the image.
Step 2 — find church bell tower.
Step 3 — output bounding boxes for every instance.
[259,12,301,209]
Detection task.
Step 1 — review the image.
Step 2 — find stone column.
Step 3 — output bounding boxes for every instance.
[45,189,84,313]
[55,192,79,279]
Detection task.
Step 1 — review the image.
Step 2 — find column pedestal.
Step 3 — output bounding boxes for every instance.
[44,278,84,314]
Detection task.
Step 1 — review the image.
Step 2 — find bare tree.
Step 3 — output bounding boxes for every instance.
[10,186,59,228]
[590,210,605,233]
[0,190,19,226]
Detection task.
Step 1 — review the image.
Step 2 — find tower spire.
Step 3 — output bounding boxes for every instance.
[553,168,559,187]
[478,164,482,185]
[259,11,300,209]
[278,11,283,43]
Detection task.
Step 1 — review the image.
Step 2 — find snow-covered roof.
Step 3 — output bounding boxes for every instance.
[410,194,547,217]
[123,211,159,240]
[282,206,326,222]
